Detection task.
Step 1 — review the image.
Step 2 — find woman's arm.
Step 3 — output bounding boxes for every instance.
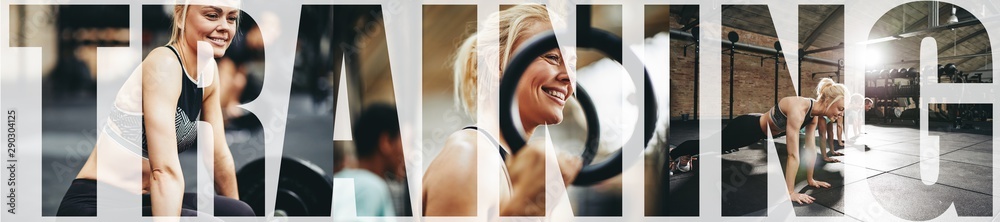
[818,120,840,163]
[784,110,802,197]
[817,119,829,157]
[803,118,830,188]
[142,48,186,217]
[782,99,829,204]
[203,67,240,199]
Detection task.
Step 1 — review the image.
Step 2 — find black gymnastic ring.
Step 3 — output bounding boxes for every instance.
[500,30,657,186]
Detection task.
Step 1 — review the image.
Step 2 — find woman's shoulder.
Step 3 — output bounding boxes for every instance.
[142,46,184,74]
[441,129,480,159]
[427,130,479,172]
[139,46,184,92]
[424,130,479,191]
[144,46,181,65]
[779,96,814,107]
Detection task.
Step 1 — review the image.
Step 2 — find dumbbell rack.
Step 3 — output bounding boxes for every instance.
[865,68,921,125]
[934,64,994,129]
[867,65,994,129]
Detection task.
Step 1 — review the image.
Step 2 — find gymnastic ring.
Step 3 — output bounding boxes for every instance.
[500,29,657,186]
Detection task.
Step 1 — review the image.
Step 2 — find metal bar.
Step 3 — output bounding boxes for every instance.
[802,5,843,50]
[878,52,991,65]
[694,41,699,120]
[812,71,839,78]
[798,49,803,96]
[929,1,940,29]
[938,29,987,54]
[860,19,981,45]
[803,43,843,55]
[774,46,780,106]
[730,41,735,120]
[669,30,841,67]
[954,48,991,68]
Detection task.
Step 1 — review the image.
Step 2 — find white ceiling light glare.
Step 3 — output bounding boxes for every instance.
[947,5,959,24]
[864,48,882,67]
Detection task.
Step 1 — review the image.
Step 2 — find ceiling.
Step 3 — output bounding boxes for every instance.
[672,2,991,72]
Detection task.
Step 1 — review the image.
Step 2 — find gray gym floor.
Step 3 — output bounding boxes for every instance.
[665,120,993,220]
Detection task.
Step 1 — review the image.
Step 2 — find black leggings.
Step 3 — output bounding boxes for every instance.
[56,179,255,217]
[669,114,770,160]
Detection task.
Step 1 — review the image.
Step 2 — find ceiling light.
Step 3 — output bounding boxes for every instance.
[947,6,959,24]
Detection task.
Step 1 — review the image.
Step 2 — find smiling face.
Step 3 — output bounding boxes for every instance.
[511,23,576,128]
[181,5,239,58]
[825,98,845,118]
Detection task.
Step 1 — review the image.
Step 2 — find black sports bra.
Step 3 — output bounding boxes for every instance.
[462,126,509,161]
[105,45,202,158]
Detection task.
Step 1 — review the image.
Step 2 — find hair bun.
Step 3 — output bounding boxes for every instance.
[817,78,835,95]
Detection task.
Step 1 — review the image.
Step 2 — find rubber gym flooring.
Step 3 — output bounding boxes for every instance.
[666,120,994,220]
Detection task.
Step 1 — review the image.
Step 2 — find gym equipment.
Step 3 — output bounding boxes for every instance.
[499,5,657,186]
[773,41,780,106]
[692,27,700,121]
[728,31,739,120]
[237,157,333,216]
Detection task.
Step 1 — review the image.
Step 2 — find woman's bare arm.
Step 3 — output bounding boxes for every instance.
[202,66,239,199]
[142,47,186,217]
[802,118,828,187]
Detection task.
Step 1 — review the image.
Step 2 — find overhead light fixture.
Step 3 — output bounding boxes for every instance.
[947,5,959,24]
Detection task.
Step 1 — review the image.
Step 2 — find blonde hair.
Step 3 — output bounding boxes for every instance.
[167,4,190,46]
[166,2,241,46]
[816,78,847,109]
[453,4,551,119]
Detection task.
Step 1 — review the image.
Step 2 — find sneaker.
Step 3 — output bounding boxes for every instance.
[676,155,693,172]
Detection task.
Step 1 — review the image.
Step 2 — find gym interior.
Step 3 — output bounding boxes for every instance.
[7,2,995,220]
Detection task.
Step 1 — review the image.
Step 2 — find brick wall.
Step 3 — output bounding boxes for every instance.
[668,21,844,119]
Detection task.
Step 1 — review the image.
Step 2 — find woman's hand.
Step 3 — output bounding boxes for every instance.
[822,156,841,163]
[808,179,831,188]
[790,193,816,205]
[503,139,582,216]
[504,140,547,216]
[556,150,583,186]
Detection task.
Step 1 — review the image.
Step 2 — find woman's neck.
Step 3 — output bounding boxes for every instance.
[172,42,199,81]
[521,120,538,140]
[810,100,826,117]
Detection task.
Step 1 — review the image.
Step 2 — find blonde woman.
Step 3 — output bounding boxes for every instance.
[57,2,253,217]
[669,78,847,205]
[423,4,583,216]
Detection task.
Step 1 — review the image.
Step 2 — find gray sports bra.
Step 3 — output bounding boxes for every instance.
[770,99,814,130]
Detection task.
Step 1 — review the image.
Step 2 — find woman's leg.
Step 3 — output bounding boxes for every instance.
[213,195,256,216]
[719,114,767,151]
[141,207,200,216]
[140,193,253,216]
[669,114,766,160]
[56,179,99,216]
